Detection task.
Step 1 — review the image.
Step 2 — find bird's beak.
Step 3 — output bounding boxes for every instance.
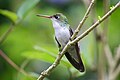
[36,14,52,18]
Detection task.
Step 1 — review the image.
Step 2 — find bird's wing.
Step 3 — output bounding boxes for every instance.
[54,27,85,72]
[64,27,85,72]
[55,36,61,48]
[55,36,62,51]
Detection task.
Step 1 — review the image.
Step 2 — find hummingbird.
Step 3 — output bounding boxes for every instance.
[37,13,85,72]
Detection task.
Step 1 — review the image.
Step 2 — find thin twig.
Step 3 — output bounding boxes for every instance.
[71,1,120,44]
[17,59,30,79]
[37,1,120,80]
[0,24,14,45]
[114,45,120,63]
[104,43,114,68]
[71,0,95,40]
[37,46,71,80]
[109,45,120,80]
[0,50,28,76]
[110,64,120,80]
[104,45,120,80]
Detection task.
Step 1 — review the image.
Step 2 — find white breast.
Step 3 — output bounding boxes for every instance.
[51,19,70,47]
[55,27,70,47]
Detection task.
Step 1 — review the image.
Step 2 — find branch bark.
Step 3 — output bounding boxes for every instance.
[114,45,120,63]
[71,1,120,44]
[71,0,95,40]
[0,24,14,44]
[37,1,120,80]
[108,45,120,80]
[110,64,120,80]
[104,43,114,68]
[0,50,30,77]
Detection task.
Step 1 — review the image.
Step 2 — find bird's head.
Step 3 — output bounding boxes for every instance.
[37,13,69,27]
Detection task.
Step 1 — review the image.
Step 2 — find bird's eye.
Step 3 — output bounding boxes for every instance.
[54,15,60,19]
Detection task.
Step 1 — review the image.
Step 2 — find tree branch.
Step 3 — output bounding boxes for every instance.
[37,1,120,80]
[0,50,29,76]
[0,24,14,44]
[71,1,120,44]
[71,0,95,40]
[110,64,120,80]
[109,45,120,80]
[114,45,120,64]
[104,43,114,68]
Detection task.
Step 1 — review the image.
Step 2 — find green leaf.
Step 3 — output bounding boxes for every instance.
[34,45,71,67]
[0,9,18,24]
[22,45,71,67]
[110,6,114,10]
[21,51,55,63]
[34,45,57,57]
[98,16,101,20]
[17,0,40,19]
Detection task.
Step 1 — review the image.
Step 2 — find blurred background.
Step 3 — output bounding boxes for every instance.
[0,0,120,80]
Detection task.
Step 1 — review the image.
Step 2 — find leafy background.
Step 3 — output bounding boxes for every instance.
[0,0,120,80]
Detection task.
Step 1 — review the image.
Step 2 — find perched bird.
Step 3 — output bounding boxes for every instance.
[37,13,85,72]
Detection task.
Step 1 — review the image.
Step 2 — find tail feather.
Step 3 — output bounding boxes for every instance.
[65,52,85,72]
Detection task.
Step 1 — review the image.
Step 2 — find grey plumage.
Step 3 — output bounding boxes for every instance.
[51,13,84,72]
[37,13,85,72]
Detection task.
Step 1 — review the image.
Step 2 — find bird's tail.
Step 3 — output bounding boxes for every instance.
[65,52,85,72]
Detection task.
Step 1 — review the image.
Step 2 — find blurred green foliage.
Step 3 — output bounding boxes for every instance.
[0,9,18,24]
[0,0,120,80]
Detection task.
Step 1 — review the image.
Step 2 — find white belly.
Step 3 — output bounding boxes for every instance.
[55,27,70,47]
[51,19,70,47]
